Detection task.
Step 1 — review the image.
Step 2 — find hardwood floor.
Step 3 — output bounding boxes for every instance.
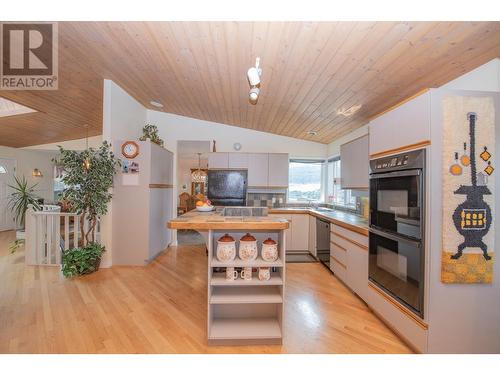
[0,230,412,353]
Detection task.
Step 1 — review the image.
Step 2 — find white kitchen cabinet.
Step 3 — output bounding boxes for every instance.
[268,213,310,253]
[228,153,248,169]
[289,214,309,252]
[268,153,289,187]
[347,243,369,301]
[247,153,269,187]
[330,223,368,300]
[208,152,229,169]
[340,135,369,189]
[308,215,317,257]
[369,90,431,156]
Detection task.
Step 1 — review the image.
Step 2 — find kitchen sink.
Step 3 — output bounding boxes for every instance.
[315,207,334,212]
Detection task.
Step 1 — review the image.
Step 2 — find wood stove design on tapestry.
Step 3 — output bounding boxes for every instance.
[442,96,495,284]
[451,113,493,261]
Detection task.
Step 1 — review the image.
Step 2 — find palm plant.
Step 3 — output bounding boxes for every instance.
[8,175,41,229]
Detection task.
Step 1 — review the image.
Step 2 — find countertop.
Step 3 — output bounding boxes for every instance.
[167,209,289,230]
[269,207,368,236]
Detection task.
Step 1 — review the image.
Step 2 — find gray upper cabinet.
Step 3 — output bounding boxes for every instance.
[228,152,249,169]
[247,153,269,187]
[369,91,431,155]
[209,152,289,188]
[268,153,289,187]
[208,152,229,169]
[340,135,369,189]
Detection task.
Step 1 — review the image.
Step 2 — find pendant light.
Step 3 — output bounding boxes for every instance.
[83,125,91,170]
[191,153,207,183]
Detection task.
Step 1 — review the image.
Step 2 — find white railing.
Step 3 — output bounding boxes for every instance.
[24,205,101,266]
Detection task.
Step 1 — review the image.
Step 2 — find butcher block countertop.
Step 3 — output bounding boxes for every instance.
[269,207,368,236]
[168,209,290,230]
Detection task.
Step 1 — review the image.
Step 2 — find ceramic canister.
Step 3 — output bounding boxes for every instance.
[216,234,236,262]
[258,267,271,281]
[239,233,258,261]
[261,237,278,262]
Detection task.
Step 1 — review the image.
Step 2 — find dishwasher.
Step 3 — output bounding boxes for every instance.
[316,218,331,269]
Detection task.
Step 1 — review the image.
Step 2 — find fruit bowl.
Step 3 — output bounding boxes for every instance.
[196,205,215,212]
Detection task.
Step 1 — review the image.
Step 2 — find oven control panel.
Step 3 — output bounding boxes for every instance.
[370,149,425,174]
[374,154,409,170]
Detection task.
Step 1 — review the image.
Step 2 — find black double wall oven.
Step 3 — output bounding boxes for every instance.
[369,149,425,318]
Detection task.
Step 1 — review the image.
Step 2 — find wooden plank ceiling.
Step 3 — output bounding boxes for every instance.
[1,21,500,148]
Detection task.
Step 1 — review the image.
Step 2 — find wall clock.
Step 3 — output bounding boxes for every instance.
[121,141,140,159]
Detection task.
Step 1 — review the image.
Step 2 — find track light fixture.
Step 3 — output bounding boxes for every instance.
[247,57,262,104]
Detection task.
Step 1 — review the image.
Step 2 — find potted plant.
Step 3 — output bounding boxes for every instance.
[8,175,41,240]
[139,123,164,146]
[55,141,119,277]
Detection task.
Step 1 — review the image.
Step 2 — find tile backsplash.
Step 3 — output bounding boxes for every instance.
[247,192,286,208]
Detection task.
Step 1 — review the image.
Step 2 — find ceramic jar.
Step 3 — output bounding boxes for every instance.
[261,237,278,262]
[258,267,271,281]
[239,233,258,261]
[216,234,236,262]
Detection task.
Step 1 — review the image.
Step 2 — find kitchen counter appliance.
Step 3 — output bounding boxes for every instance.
[369,148,426,318]
[207,170,247,206]
[316,218,331,268]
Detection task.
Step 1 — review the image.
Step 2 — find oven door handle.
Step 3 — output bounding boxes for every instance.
[369,169,421,179]
[369,227,422,248]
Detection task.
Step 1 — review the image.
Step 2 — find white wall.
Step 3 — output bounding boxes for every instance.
[103,80,146,141]
[0,146,56,203]
[148,111,327,158]
[101,80,147,267]
[442,58,500,92]
[327,124,369,158]
[23,135,103,151]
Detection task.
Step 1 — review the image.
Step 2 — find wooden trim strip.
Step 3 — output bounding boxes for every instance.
[149,184,174,188]
[331,230,368,251]
[368,282,428,330]
[330,240,347,252]
[369,88,429,122]
[330,255,347,270]
[369,140,431,159]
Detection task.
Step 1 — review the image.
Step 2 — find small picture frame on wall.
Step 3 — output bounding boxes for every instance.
[122,160,140,174]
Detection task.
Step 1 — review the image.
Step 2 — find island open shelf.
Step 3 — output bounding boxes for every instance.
[208,228,286,345]
[168,210,288,346]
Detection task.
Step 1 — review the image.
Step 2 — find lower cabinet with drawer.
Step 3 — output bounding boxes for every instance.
[329,224,369,300]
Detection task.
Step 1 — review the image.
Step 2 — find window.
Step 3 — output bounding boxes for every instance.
[327,158,356,208]
[288,160,324,202]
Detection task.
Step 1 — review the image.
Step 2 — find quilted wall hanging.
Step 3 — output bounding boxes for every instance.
[442,96,495,284]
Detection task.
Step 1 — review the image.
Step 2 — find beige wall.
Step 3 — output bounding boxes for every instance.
[0,146,56,203]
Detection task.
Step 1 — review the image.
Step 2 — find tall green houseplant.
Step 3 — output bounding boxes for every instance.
[56,141,120,245]
[8,175,41,229]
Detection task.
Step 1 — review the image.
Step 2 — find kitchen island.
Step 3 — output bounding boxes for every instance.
[168,210,289,345]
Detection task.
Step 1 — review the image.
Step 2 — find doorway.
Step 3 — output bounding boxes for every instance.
[0,158,16,232]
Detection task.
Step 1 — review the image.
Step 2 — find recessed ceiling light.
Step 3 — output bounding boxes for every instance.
[336,104,362,117]
[150,100,164,108]
[307,130,318,136]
